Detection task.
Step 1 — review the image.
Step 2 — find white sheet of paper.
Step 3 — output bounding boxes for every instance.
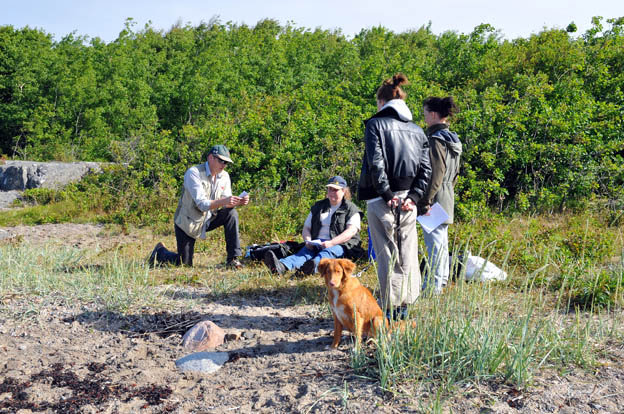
[417,202,449,234]
[307,239,323,246]
[238,191,248,197]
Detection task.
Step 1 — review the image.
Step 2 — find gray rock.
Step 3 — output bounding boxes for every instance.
[175,351,229,374]
[0,161,102,191]
[0,191,20,210]
[0,166,27,191]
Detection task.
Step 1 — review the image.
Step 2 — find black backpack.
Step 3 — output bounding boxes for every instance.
[245,241,304,261]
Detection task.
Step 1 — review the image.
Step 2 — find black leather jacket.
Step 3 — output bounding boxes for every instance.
[358,106,432,203]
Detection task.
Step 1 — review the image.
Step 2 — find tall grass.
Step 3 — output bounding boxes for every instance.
[351,245,624,407]
[0,239,327,315]
[0,243,160,312]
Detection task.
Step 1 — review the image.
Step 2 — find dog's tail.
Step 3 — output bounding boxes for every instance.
[371,315,387,337]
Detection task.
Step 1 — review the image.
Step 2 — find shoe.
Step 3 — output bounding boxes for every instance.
[385,305,409,321]
[292,269,306,278]
[300,259,316,275]
[263,250,286,275]
[147,242,165,267]
[226,258,243,269]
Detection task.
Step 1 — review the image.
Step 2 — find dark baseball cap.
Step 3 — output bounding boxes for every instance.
[209,145,232,163]
[326,176,347,189]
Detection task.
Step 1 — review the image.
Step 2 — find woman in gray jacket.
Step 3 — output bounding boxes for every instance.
[420,96,462,294]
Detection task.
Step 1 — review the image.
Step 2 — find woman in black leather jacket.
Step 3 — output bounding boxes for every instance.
[358,73,431,319]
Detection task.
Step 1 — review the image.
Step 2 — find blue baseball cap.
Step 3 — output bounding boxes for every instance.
[326,176,347,189]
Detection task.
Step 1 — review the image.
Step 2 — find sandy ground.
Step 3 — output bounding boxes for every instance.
[1,223,623,413]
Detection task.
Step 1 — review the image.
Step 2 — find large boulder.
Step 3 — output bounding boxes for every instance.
[0,161,102,191]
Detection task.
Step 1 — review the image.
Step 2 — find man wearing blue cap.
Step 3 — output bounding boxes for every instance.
[149,145,250,268]
[263,176,362,275]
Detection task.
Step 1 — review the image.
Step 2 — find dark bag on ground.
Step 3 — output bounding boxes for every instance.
[245,241,304,261]
[345,245,367,261]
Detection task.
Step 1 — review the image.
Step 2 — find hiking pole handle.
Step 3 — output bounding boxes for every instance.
[394,202,402,266]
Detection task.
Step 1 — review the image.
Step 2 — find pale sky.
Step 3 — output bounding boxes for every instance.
[3,0,623,42]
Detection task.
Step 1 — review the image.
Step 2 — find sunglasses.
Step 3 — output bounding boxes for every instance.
[215,157,228,165]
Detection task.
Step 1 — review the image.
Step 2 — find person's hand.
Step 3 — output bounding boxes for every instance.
[320,240,333,249]
[223,196,242,208]
[387,196,401,209]
[240,195,250,206]
[417,204,431,216]
[401,198,416,211]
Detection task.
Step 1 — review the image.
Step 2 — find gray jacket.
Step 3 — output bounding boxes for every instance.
[420,124,462,224]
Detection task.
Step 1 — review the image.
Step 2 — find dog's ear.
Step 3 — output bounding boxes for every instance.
[338,259,356,276]
[318,258,330,276]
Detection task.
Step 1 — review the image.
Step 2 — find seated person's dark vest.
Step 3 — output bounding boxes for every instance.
[309,198,362,255]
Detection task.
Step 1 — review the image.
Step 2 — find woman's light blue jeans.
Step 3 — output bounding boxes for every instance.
[422,223,449,294]
[280,244,345,273]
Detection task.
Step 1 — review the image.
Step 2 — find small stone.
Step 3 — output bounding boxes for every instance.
[175,352,229,374]
[182,320,225,352]
[242,331,255,339]
[0,229,13,240]
[225,332,240,342]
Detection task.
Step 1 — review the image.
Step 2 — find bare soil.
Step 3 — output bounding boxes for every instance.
[0,224,623,413]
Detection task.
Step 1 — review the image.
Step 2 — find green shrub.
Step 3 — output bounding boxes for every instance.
[1,18,624,217]
[569,264,624,309]
[21,188,68,205]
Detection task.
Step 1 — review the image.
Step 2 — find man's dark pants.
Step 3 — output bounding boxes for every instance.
[156,208,241,266]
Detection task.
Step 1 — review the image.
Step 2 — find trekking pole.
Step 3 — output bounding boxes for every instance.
[394,200,402,266]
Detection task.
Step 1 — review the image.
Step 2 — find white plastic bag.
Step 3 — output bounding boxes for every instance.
[464,255,507,281]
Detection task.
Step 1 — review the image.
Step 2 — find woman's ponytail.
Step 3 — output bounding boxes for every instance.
[377,73,409,102]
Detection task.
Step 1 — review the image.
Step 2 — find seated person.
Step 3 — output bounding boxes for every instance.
[263,176,362,275]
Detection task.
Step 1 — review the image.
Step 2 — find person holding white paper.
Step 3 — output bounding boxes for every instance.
[417,202,449,234]
[148,145,250,269]
[263,176,362,276]
[419,97,463,294]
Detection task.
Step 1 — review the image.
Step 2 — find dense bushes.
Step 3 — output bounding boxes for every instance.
[1,17,623,224]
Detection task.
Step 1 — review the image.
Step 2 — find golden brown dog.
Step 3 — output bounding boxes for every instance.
[318,258,386,348]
